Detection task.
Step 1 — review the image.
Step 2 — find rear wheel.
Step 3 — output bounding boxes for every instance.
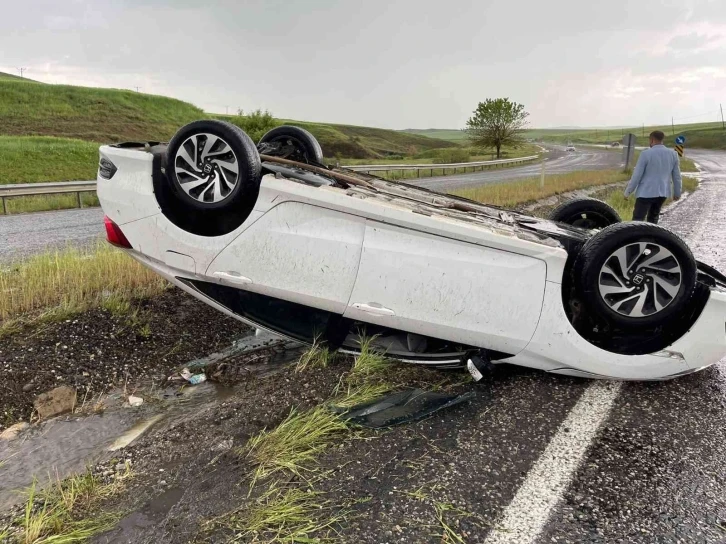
[166,120,261,211]
[575,222,696,328]
[258,125,324,164]
[549,198,620,229]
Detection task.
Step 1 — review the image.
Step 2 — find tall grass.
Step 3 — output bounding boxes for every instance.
[606,176,699,220]
[0,193,98,215]
[7,469,130,544]
[242,406,349,483]
[452,170,629,208]
[0,243,167,325]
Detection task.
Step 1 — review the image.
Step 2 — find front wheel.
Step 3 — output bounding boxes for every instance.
[575,222,696,328]
[549,197,621,229]
[258,125,324,164]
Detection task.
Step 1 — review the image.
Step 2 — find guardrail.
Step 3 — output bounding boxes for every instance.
[345,155,538,178]
[0,181,97,215]
[0,154,540,214]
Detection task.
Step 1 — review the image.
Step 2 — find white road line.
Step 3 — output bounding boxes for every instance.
[484,381,623,544]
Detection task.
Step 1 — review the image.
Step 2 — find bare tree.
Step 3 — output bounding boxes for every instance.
[465,98,529,159]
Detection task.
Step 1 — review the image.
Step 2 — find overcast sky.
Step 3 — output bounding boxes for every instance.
[1,0,725,129]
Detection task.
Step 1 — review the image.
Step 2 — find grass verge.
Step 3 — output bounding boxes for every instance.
[451,169,629,208]
[0,243,167,334]
[3,468,131,543]
[0,192,99,215]
[605,176,699,219]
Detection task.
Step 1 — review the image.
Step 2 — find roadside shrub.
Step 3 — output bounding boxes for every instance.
[228,109,280,142]
[432,148,470,164]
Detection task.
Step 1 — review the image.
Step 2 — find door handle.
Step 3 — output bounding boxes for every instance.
[352,302,395,316]
[213,271,253,285]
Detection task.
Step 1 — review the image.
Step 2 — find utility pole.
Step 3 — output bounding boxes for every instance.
[134,86,140,92]
[225,105,229,115]
[17,67,26,78]
[672,117,675,136]
[642,124,645,138]
[721,104,725,130]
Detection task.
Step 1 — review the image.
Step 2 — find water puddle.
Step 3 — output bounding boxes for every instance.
[0,330,302,512]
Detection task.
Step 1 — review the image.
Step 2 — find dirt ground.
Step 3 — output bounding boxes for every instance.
[0,289,250,430]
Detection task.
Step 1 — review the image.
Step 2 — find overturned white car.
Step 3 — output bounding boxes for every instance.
[97,120,726,380]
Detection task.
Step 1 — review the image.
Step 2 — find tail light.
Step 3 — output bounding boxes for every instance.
[104,216,132,248]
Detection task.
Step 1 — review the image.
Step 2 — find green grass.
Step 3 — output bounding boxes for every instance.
[0,79,205,142]
[0,193,99,215]
[0,136,98,183]
[0,71,38,82]
[400,128,469,142]
[451,170,630,208]
[0,243,168,332]
[229,484,348,543]
[525,122,726,150]
[210,113,458,160]
[296,342,338,373]
[606,176,700,219]
[242,406,349,483]
[5,468,130,544]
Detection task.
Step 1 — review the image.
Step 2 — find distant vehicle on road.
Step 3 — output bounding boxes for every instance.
[565,145,576,152]
[610,141,620,147]
[97,120,726,380]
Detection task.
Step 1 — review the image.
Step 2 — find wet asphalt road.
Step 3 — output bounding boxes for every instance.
[0,207,104,262]
[486,148,726,543]
[415,145,623,192]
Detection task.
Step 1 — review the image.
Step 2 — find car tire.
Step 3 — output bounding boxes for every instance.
[575,222,696,328]
[549,198,621,229]
[166,120,261,211]
[258,125,324,164]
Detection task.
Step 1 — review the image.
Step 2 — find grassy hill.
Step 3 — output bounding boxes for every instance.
[0,76,456,160]
[208,115,458,159]
[401,128,468,142]
[0,71,38,82]
[403,122,726,151]
[0,78,206,142]
[524,122,725,148]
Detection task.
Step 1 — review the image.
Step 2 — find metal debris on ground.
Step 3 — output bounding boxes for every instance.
[333,389,475,428]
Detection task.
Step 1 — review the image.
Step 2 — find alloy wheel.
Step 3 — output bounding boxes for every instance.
[597,242,682,317]
[174,133,240,203]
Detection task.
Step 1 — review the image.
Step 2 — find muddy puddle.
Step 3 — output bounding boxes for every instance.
[0,329,302,511]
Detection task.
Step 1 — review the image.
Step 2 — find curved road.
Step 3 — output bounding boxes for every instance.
[416,144,623,192]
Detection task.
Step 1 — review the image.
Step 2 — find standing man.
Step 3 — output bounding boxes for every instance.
[624,130,682,224]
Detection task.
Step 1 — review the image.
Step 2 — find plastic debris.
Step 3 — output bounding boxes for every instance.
[128,395,144,407]
[332,388,475,428]
[180,368,207,385]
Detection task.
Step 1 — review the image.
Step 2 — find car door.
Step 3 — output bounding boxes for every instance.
[206,201,366,315]
[343,221,547,354]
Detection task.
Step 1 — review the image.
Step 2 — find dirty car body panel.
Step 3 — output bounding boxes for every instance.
[96,143,726,380]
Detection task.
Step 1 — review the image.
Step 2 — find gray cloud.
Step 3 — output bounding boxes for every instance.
[1,0,724,129]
